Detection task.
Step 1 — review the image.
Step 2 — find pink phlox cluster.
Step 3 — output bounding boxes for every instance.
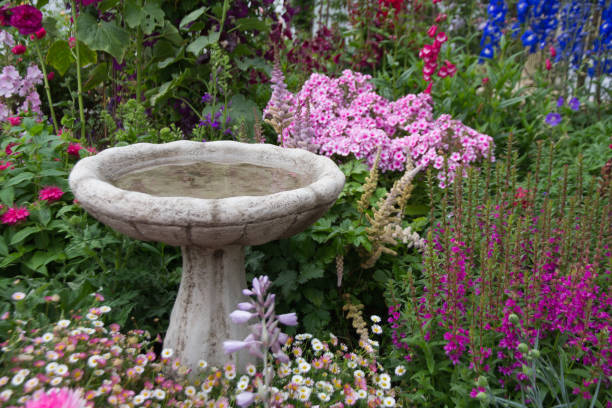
[0,64,43,121]
[24,387,88,408]
[266,69,493,186]
[0,30,15,48]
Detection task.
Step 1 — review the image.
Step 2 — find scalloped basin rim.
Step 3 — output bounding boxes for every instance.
[69,140,345,230]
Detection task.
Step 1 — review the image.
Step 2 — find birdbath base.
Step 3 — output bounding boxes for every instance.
[163,245,251,373]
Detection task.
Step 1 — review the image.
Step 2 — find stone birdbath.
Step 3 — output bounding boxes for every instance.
[68,140,345,373]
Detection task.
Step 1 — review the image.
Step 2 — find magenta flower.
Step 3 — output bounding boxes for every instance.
[24,387,87,408]
[7,116,21,125]
[1,206,29,225]
[39,186,64,202]
[67,143,83,156]
[8,5,43,35]
[545,112,562,126]
[11,44,26,55]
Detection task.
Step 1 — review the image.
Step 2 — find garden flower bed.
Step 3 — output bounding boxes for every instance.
[1,0,611,407]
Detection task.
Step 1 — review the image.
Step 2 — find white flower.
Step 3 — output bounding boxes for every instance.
[378,373,391,389]
[17,369,29,377]
[86,313,98,321]
[237,381,248,391]
[93,369,104,376]
[140,390,151,399]
[371,324,383,335]
[225,370,236,380]
[11,292,25,301]
[46,351,59,361]
[93,321,104,327]
[55,364,68,375]
[184,386,196,397]
[11,374,24,386]
[153,389,166,400]
[354,369,365,378]
[87,355,102,368]
[50,376,62,386]
[299,362,311,373]
[45,362,59,373]
[24,377,39,390]
[134,366,144,374]
[357,389,367,399]
[370,315,381,323]
[68,354,80,364]
[198,359,207,370]
[133,395,145,405]
[99,305,111,313]
[347,360,357,369]
[297,386,312,401]
[383,396,396,407]
[0,389,13,402]
[161,348,173,359]
[394,365,406,376]
[246,364,256,376]
[41,332,54,342]
[56,319,71,328]
[291,375,304,385]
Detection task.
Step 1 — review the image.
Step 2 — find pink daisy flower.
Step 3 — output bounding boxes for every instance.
[1,207,29,225]
[38,186,64,202]
[25,387,88,408]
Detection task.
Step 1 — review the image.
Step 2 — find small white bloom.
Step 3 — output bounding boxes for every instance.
[99,305,111,313]
[246,364,256,375]
[394,365,406,376]
[133,395,145,405]
[46,350,59,361]
[11,292,26,301]
[41,332,54,342]
[68,354,80,364]
[198,359,208,370]
[50,376,62,386]
[88,355,101,368]
[357,389,367,399]
[11,374,24,386]
[383,396,396,407]
[370,315,381,323]
[371,324,383,335]
[153,389,166,400]
[93,369,104,376]
[55,364,68,375]
[347,360,357,369]
[134,366,144,374]
[354,369,365,378]
[161,348,173,359]
[184,386,196,397]
[86,313,98,321]
[291,375,304,385]
[45,362,58,373]
[24,377,39,390]
[140,390,151,399]
[93,321,104,327]
[56,319,71,328]
[17,369,29,377]
[299,362,311,373]
[237,381,248,391]
[378,373,391,390]
[225,370,236,380]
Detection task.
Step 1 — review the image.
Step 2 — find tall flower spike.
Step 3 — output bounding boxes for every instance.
[263,57,294,142]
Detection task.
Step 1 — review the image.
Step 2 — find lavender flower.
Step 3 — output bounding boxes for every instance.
[201,93,212,104]
[545,112,562,126]
[224,275,298,407]
[568,97,580,111]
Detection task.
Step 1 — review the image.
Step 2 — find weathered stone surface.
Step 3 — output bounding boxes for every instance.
[68,141,345,373]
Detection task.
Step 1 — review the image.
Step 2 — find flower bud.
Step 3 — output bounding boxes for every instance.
[528,349,540,358]
[477,376,488,387]
[11,44,27,55]
[476,392,488,402]
[518,343,528,353]
[508,313,519,324]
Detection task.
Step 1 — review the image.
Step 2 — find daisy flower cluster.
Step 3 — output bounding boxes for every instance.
[265,69,494,186]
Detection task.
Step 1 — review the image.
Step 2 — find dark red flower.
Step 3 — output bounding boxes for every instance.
[35,27,46,39]
[9,5,42,35]
[545,58,552,70]
[47,71,55,81]
[427,25,438,38]
[0,5,11,26]
[11,44,26,55]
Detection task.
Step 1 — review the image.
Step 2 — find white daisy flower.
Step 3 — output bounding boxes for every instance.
[93,321,104,327]
[184,386,196,397]
[198,360,208,370]
[357,389,367,399]
[0,389,13,402]
[56,319,71,328]
[68,354,80,364]
[246,364,256,376]
[354,369,365,378]
[50,376,62,386]
[299,362,311,373]
[45,362,58,373]
[383,396,396,407]
[41,332,54,342]
[394,365,406,376]
[86,313,98,321]
[153,389,166,400]
[133,395,145,405]
[371,324,383,335]
[46,351,59,361]
[11,292,26,301]
[291,375,304,385]
[371,315,381,323]
[161,348,173,359]
[93,369,104,376]
[55,364,68,375]
[99,305,111,313]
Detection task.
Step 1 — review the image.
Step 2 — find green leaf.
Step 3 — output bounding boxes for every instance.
[228,93,260,125]
[141,3,165,35]
[10,226,40,246]
[273,269,297,298]
[0,187,14,206]
[124,0,144,28]
[298,263,324,284]
[0,235,8,256]
[77,13,130,62]
[6,172,35,187]
[83,62,108,91]
[98,0,120,12]
[235,57,271,75]
[24,251,58,273]
[186,31,220,55]
[46,40,73,76]
[179,6,207,30]
[77,41,97,67]
[303,288,324,307]
[235,17,268,32]
[33,206,52,227]
[38,169,67,177]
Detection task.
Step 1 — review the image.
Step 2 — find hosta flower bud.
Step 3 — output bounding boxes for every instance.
[528,349,540,358]
[518,343,528,353]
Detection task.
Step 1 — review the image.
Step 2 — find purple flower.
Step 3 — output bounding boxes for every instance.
[556,96,564,107]
[235,392,255,407]
[545,112,562,126]
[8,5,42,35]
[277,313,298,326]
[223,340,252,354]
[237,302,254,311]
[201,93,212,104]
[569,97,580,111]
[229,310,254,324]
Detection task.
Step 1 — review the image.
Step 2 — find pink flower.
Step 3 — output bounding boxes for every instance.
[549,46,556,58]
[277,313,298,326]
[8,116,21,126]
[545,58,552,71]
[67,143,82,156]
[25,387,88,408]
[11,44,26,55]
[35,27,46,39]
[39,186,64,202]
[47,71,55,81]
[424,82,433,94]
[0,161,13,171]
[8,5,43,35]
[1,206,29,225]
[427,25,437,38]
[68,37,76,49]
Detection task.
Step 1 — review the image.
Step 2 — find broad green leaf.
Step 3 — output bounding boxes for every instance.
[124,0,144,28]
[38,169,67,178]
[298,263,324,284]
[6,172,35,187]
[10,226,40,246]
[34,206,51,227]
[235,57,271,74]
[98,0,120,12]
[83,62,108,91]
[303,288,324,307]
[0,235,8,256]
[0,187,14,206]
[24,251,58,273]
[77,41,97,67]
[235,17,268,32]
[141,3,165,35]
[186,31,220,55]
[160,22,182,46]
[77,13,130,62]
[228,93,259,124]
[46,40,73,76]
[179,6,207,30]
[149,70,188,105]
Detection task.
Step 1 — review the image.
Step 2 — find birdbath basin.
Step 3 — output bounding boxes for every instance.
[68,140,345,372]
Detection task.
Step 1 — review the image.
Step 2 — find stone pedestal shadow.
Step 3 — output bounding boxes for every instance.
[69,141,345,373]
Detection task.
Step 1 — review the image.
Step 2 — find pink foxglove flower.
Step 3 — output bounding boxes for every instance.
[24,387,88,408]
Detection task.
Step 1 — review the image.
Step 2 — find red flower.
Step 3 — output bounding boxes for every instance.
[47,71,55,81]
[482,77,489,85]
[545,58,552,70]
[35,27,46,39]
[67,143,83,156]
[444,60,457,77]
[11,44,26,55]
[427,25,438,38]
[1,207,29,225]
[435,31,448,44]
[39,186,64,202]
[435,13,447,23]
[68,37,76,49]
[424,82,433,94]
[549,46,556,58]
[0,161,14,171]
[5,142,18,155]
[7,117,21,126]
[8,5,42,35]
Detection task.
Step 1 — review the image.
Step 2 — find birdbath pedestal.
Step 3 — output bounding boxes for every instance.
[68,141,345,373]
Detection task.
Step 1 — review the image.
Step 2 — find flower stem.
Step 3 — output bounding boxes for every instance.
[33,42,59,135]
[136,0,143,102]
[71,0,86,140]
